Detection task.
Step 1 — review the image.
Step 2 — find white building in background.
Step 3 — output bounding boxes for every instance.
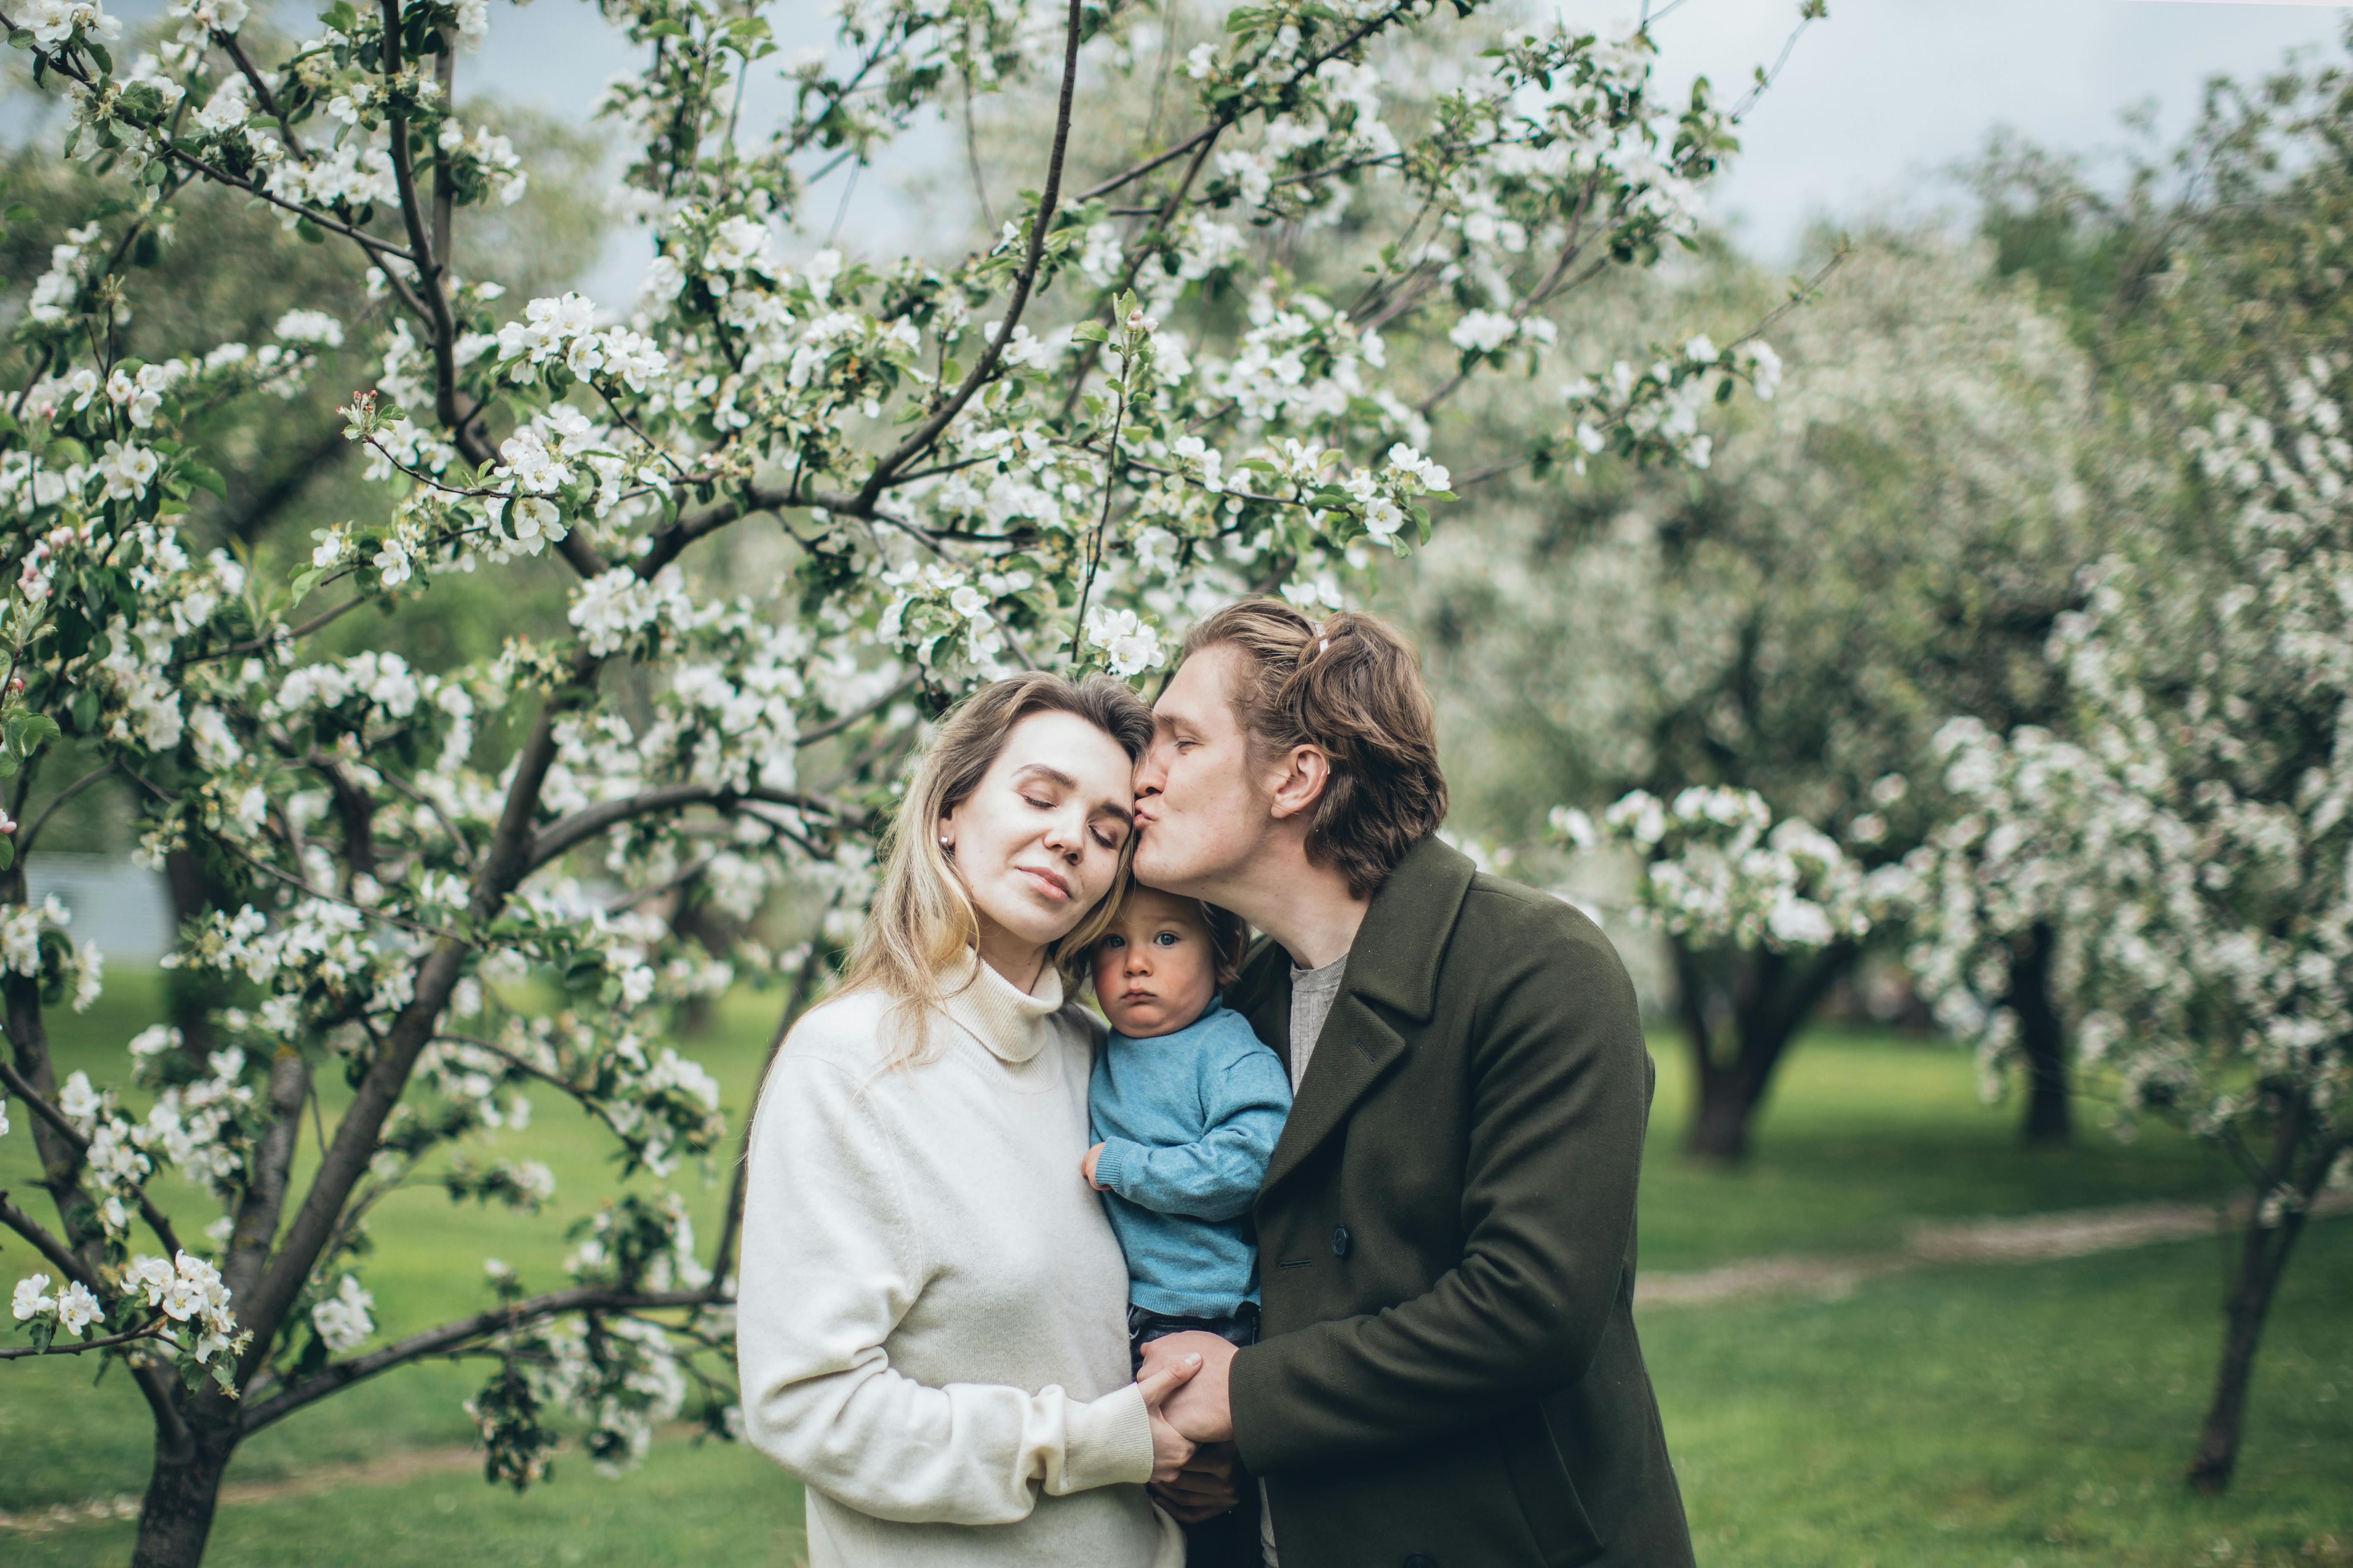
[27,854,176,960]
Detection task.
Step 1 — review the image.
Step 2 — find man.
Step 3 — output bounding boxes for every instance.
[1129,599,1694,1568]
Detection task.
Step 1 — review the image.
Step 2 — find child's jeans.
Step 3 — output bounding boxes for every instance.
[1126,1300,1260,1370]
[1129,1302,1258,1568]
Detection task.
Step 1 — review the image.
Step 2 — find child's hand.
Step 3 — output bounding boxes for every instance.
[1082,1142,1108,1190]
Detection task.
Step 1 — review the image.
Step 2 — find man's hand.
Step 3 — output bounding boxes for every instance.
[1136,1351,1201,1485]
[1082,1141,1108,1190]
[1138,1330,1236,1443]
[1151,1442,1240,1523]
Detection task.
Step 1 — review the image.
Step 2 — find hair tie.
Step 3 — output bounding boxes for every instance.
[1318,638,1330,654]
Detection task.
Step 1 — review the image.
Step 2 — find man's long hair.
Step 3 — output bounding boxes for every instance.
[1183,600,1447,898]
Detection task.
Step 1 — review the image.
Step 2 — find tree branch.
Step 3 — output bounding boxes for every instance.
[17,760,118,857]
[526,783,853,875]
[239,1283,722,1433]
[0,1050,185,1259]
[0,1321,171,1360]
[848,0,1085,510]
[0,1190,99,1292]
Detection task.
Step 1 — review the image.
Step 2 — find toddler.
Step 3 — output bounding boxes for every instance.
[1083,885,1291,1363]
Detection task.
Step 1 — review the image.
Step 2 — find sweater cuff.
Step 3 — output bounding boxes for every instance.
[1090,1138,1146,1198]
[1059,1381,1155,1493]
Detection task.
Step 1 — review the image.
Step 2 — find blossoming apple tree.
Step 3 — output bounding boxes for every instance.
[0,0,1810,1560]
[1413,234,2100,1156]
[1915,363,2353,1492]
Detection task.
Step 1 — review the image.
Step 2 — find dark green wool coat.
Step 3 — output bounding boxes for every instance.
[1224,836,1694,1568]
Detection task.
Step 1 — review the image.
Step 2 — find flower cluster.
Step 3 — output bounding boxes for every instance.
[1555,787,1916,952]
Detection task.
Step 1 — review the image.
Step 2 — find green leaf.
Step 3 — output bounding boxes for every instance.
[1070,321,1109,344]
[295,218,326,244]
[182,460,228,499]
[0,838,14,872]
[86,39,111,75]
[0,753,17,780]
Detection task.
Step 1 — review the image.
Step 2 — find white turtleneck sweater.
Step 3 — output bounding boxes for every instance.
[738,956,1181,1568]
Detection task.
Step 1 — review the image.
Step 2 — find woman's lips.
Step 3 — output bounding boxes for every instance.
[1018,866,1071,900]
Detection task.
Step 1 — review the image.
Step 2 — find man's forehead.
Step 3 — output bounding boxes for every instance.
[1155,645,1239,727]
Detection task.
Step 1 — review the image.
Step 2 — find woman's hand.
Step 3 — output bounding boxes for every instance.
[1152,1443,1240,1522]
[1082,1142,1108,1190]
[1136,1351,1201,1485]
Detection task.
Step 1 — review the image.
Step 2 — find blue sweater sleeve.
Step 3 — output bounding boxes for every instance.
[1094,1039,1291,1222]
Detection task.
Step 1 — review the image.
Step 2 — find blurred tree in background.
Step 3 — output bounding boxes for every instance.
[1398,231,2110,1158]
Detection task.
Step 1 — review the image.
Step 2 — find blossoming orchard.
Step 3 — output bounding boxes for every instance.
[0,0,1817,1560]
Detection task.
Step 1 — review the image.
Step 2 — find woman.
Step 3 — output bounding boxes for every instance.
[738,673,1197,1566]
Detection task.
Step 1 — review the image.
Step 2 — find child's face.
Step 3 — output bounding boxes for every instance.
[1092,887,1220,1039]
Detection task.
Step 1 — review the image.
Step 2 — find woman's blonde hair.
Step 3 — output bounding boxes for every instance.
[842,672,1156,1064]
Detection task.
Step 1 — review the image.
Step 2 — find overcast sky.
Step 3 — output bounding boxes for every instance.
[451,0,2350,298]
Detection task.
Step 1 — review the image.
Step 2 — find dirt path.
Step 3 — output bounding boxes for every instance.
[0,1446,484,1537]
[9,1191,2346,1535]
[1635,1189,2353,1309]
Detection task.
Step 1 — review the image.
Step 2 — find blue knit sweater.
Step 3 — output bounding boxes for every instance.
[1087,1000,1292,1318]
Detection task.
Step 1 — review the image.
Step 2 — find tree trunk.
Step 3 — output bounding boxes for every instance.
[1685,1060,1762,1161]
[1675,941,1859,1163]
[2009,922,2071,1146]
[163,848,231,1062]
[2185,1128,2339,1493]
[132,1427,235,1568]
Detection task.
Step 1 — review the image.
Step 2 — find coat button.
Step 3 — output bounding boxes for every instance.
[1330,1224,1351,1258]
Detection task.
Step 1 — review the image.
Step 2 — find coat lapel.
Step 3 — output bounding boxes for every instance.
[1261,992,1405,1194]
[1257,836,1478,1198]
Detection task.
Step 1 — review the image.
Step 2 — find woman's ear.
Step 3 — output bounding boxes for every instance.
[936,812,955,853]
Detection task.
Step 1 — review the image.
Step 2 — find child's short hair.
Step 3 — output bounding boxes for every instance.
[1195,900,1250,988]
[1096,890,1251,987]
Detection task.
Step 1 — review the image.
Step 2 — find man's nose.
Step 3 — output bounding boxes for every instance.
[1135,739,1169,797]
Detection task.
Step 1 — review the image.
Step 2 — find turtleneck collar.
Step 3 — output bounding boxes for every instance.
[940,949,1066,1064]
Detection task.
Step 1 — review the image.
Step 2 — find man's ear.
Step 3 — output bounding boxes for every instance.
[1266,745,1332,823]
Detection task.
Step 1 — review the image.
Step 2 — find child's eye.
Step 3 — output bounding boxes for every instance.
[1152,931,1179,947]
[1101,934,1125,949]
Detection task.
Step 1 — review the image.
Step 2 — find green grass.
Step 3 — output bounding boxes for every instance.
[1638,1026,2236,1272]
[1650,1220,2353,1567]
[4,974,2342,1566]
[5,1437,809,1568]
